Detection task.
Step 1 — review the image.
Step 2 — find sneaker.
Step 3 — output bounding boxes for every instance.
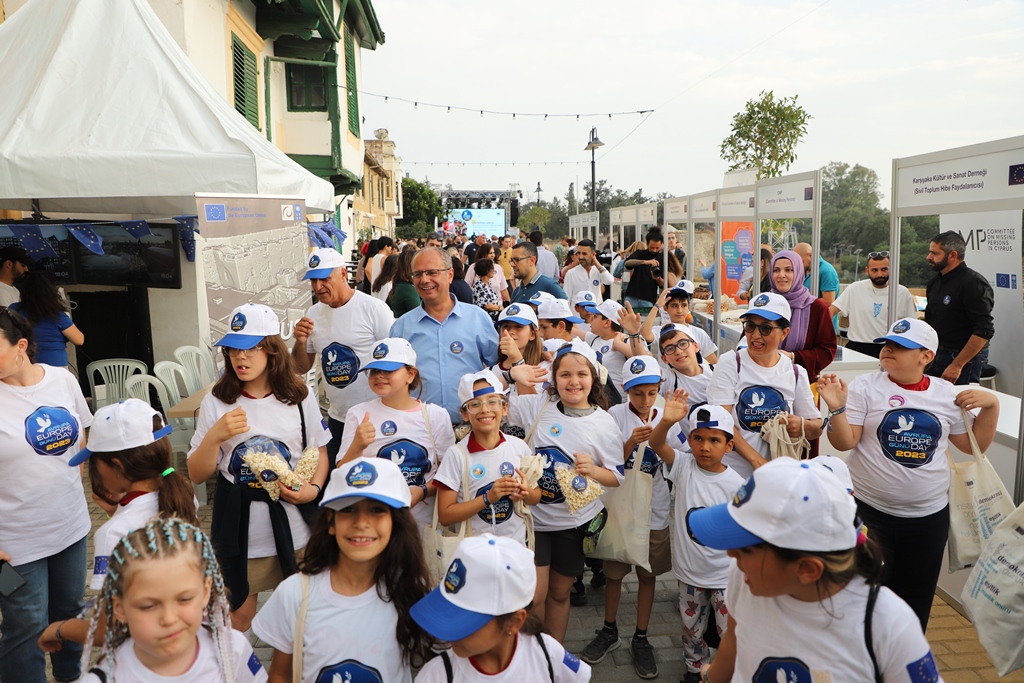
[580,628,621,664]
[590,567,606,588]
[631,637,659,679]
[570,577,587,606]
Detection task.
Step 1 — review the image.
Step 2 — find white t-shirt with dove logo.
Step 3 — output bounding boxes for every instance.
[845,372,967,517]
[706,349,817,480]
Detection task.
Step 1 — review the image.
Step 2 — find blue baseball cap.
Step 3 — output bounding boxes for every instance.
[215,304,280,349]
[302,248,346,280]
[362,338,417,372]
[740,292,791,323]
[873,318,938,352]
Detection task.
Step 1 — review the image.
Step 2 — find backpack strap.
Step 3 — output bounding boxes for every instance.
[441,650,454,683]
[297,403,308,450]
[865,582,883,683]
[535,633,555,682]
[88,668,107,683]
[292,573,311,683]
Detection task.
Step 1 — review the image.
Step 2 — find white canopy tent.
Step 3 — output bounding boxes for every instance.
[0,0,336,216]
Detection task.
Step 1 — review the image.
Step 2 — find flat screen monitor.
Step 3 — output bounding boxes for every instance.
[0,225,75,284]
[72,225,181,289]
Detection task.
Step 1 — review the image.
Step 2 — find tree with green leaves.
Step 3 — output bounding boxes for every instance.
[820,161,890,256]
[519,205,550,230]
[396,177,443,231]
[720,90,811,179]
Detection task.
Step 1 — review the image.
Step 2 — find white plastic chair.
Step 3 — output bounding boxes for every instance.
[154,360,187,404]
[86,359,147,409]
[174,345,216,395]
[124,374,206,506]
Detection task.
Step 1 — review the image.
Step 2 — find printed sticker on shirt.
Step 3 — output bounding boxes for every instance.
[320,342,360,389]
[247,652,264,675]
[592,279,600,286]
[476,482,513,524]
[92,556,109,577]
[314,660,383,683]
[380,420,397,436]
[535,446,573,504]
[876,409,942,468]
[624,444,661,475]
[906,651,940,683]
[752,656,812,683]
[229,436,292,488]
[888,395,906,408]
[735,386,787,431]
[24,406,80,456]
[499,461,516,477]
[450,341,464,354]
[563,650,582,673]
[549,423,563,437]
[470,463,487,480]
[376,439,431,485]
[943,295,951,304]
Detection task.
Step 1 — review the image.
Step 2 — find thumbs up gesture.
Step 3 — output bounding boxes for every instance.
[352,412,376,452]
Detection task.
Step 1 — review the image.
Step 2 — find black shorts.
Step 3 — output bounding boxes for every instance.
[534,527,587,577]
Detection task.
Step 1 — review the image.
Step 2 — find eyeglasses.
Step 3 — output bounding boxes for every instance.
[227,344,264,357]
[742,321,782,336]
[464,397,506,414]
[411,268,450,280]
[868,251,890,259]
[509,256,534,265]
[661,339,693,355]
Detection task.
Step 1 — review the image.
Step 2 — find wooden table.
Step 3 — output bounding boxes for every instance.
[168,382,214,419]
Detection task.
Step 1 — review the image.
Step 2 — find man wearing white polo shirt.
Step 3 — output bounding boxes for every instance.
[828,252,916,358]
[291,248,395,467]
[562,239,613,302]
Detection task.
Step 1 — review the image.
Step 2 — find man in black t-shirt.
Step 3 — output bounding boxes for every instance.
[623,229,665,313]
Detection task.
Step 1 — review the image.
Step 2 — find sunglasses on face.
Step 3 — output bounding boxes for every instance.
[742,321,782,336]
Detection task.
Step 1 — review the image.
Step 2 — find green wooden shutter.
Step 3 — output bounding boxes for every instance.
[231,34,259,128]
[344,30,359,136]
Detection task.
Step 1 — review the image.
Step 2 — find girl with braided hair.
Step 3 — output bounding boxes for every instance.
[79,517,267,682]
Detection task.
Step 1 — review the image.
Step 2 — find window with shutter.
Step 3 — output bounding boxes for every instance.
[231,33,259,128]
[344,30,359,136]
[286,63,327,112]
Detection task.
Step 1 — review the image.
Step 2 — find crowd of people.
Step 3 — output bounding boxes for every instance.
[0,228,998,682]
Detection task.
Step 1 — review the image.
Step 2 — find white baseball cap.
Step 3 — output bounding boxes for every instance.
[688,458,859,552]
[216,303,281,349]
[621,355,662,391]
[362,337,417,372]
[526,291,558,308]
[593,299,625,322]
[571,290,600,308]
[667,280,695,297]
[302,247,346,280]
[458,369,506,406]
[409,534,536,641]
[687,404,734,439]
[741,292,792,323]
[69,399,173,466]
[537,299,584,324]
[554,338,599,372]
[811,454,854,494]
[320,457,411,510]
[873,317,938,353]
[497,303,538,327]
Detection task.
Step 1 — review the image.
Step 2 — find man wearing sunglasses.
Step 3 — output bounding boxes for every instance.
[924,231,994,384]
[828,252,916,358]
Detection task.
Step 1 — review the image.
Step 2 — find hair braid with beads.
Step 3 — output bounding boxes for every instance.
[80,518,237,683]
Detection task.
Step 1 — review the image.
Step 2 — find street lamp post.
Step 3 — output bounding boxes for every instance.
[536,182,543,207]
[853,248,863,280]
[584,127,604,212]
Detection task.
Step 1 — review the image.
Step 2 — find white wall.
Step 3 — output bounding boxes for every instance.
[149,244,211,363]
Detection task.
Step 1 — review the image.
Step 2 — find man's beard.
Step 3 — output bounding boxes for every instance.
[870,276,889,287]
[928,255,948,272]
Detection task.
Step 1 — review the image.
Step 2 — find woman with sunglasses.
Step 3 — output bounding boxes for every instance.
[188,303,331,632]
[769,250,837,385]
[706,292,822,479]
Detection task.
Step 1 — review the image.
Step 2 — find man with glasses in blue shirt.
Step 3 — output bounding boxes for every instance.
[508,241,567,304]
[391,247,500,422]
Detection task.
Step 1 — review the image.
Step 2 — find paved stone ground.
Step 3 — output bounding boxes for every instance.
[35,474,1024,682]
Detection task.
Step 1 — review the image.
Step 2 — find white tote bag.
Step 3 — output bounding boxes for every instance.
[946,409,1015,572]
[422,444,469,585]
[589,443,654,571]
[960,499,1024,676]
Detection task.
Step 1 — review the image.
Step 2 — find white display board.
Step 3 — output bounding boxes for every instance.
[757,178,815,217]
[663,197,688,222]
[939,211,1024,398]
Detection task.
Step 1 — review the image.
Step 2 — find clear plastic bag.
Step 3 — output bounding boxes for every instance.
[554,462,604,514]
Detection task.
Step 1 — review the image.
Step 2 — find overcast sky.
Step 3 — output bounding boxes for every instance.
[359,0,1024,209]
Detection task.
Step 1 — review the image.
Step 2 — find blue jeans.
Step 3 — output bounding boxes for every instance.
[926,346,990,385]
[0,535,88,683]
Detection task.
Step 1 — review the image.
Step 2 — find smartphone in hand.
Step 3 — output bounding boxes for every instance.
[0,561,27,597]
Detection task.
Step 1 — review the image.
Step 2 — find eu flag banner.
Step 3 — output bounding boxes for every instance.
[1009,163,1024,187]
[64,222,105,255]
[117,220,152,240]
[172,215,198,262]
[307,225,332,248]
[7,224,59,260]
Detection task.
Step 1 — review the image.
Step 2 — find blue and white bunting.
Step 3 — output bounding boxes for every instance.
[117,220,152,240]
[64,222,105,255]
[7,224,58,260]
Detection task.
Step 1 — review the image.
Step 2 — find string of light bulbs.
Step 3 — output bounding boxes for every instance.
[403,160,583,167]
[362,90,653,120]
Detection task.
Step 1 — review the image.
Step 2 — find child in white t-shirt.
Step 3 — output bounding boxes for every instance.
[338,337,456,528]
[411,534,591,682]
[188,303,332,631]
[581,357,680,679]
[705,292,822,480]
[658,324,714,410]
[577,299,646,405]
[38,400,199,651]
[435,371,542,545]
[640,282,719,365]
[78,518,266,683]
[253,458,436,683]
[689,458,944,683]
[651,400,744,681]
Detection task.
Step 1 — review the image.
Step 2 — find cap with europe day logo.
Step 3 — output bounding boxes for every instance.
[215,303,281,350]
[319,457,411,510]
[361,337,417,372]
[739,292,792,323]
[621,355,663,391]
[69,399,173,467]
[409,534,536,642]
[302,247,347,280]
[873,317,938,353]
[497,303,538,327]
